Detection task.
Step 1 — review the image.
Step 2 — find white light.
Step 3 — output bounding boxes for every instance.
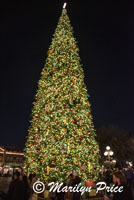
[110,151,114,156]
[106,146,110,150]
[112,160,116,163]
[0,152,24,156]
[63,2,67,8]
[104,152,108,156]
[128,162,132,167]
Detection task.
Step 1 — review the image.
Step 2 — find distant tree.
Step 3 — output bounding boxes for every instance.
[96,126,134,166]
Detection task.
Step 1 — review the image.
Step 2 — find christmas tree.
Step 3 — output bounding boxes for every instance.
[24,6,100,183]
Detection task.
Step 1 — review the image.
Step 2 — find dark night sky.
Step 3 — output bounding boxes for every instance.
[0,0,134,147]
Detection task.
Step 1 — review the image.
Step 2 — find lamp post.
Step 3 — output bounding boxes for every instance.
[104,146,114,162]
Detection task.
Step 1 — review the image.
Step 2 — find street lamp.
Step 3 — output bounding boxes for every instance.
[106,146,110,151]
[104,152,108,156]
[104,146,114,161]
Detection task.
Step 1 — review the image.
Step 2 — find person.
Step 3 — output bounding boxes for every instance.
[68,174,74,187]
[132,167,134,187]
[56,183,66,200]
[104,171,133,200]
[104,168,113,198]
[115,167,120,172]
[48,179,56,200]
[68,174,74,200]
[28,174,33,185]
[28,173,37,200]
[6,171,26,200]
[23,174,30,200]
[72,176,81,200]
[125,166,133,188]
[28,174,33,198]
[48,191,56,200]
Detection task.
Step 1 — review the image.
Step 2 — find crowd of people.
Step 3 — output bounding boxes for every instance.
[1,165,134,200]
[102,166,134,200]
[5,171,37,200]
[5,171,82,200]
[48,174,81,200]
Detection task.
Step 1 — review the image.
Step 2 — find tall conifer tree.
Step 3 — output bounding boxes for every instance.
[24,7,100,183]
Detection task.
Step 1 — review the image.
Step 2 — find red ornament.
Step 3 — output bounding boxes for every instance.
[94,167,96,170]
[80,137,83,141]
[73,120,77,124]
[85,180,95,187]
[56,121,59,124]
[36,147,40,151]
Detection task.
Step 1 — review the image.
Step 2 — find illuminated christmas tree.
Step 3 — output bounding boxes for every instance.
[24,6,100,183]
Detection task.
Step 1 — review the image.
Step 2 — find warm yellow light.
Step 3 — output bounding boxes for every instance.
[0,152,24,156]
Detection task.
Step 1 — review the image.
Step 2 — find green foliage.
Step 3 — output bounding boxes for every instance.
[24,8,100,182]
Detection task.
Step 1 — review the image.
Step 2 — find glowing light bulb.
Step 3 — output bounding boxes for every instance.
[106,146,110,150]
[63,2,67,8]
[104,152,108,156]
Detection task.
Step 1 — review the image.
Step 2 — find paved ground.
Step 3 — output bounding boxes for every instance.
[38,198,103,200]
[38,197,103,200]
[0,177,134,200]
[0,177,11,193]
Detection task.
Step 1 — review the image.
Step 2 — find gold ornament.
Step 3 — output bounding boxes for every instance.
[62,128,67,132]
[45,104,50,111]
[67,143,70,153]
[63,117,67,123]
[80,119,83,126]
[69,95,73,104]
[47,48,53,55]
[46,121,50,127]
[88,162,92,172]
[47,166,49,175]
[76,129,82,135]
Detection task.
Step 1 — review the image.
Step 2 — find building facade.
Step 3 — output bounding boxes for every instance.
[0,146,24,175]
